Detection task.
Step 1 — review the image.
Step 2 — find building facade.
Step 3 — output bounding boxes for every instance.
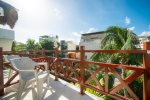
[39,34,58,42]
[79,31,105,60]
[138,35,150,49]
[66,41,76,50]
[60,40,76,58]
[0,28,14,51]
[39,34,59,48]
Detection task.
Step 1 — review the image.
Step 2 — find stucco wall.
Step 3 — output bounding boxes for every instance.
[80,39,102,60]
[67,41,76,50]
[79,32,105,60]
[0,28,14,51]
[0,39,13,51]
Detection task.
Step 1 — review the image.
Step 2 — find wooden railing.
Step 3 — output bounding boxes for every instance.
[0,42,150,100]
[0,47,4,95]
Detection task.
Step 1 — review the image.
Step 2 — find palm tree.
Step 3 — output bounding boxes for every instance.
[0,0,18,28]
[26,39,36,50]
[91,26,140,97]
[91,26,140,64]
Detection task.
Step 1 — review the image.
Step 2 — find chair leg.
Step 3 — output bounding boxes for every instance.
[37,80,43,100]
[32,82,37,100]
[8,69,13,79]
[47,74,50,86]
[42,75,50,98]
[16,80,26,100]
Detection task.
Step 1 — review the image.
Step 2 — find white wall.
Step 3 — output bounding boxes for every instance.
[79,32,105,60]
[0,39,13,51]
[80,39,102,60]
[139,37,150,49]
[67,41,76,50]
[0,28,14,51]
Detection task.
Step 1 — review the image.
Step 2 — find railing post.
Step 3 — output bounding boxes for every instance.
[0,47,4,95]
[29,50,32,55]
[143,42,150,100]
[80,46,85,94]
[42,48,45,56]
[33,50,36,55]
[55,48,59,81]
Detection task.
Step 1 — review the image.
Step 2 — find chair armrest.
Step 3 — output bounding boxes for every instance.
[19,69,37,72]
[3,62,10,65]
[3,62,11,67]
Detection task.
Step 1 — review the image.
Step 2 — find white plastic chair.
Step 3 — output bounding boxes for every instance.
[10,57,50,100]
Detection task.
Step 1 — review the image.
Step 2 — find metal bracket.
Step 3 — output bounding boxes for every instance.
[147,50,150,54]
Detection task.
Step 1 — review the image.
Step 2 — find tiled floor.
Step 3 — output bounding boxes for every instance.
[0,75,103,100]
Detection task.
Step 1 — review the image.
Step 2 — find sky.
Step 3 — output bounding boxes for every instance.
[1,0,150,44]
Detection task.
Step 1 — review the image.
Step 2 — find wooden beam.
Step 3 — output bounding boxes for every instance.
[55,48,59,81]
[143,42,150,100]
[0,47,4,95]
[80,46,85,94]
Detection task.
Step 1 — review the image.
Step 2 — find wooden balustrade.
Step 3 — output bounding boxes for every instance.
[0,42,150,100]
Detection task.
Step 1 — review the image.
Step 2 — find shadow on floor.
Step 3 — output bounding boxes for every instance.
[0,75,102,100]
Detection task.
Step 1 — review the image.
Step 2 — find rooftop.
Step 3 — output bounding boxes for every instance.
[82,31,105,36]
[138,35,150,38]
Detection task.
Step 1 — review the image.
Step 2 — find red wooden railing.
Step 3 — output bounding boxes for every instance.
[0,42,150,100]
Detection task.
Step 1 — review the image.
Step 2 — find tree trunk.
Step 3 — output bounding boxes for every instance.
[121,58,128,97]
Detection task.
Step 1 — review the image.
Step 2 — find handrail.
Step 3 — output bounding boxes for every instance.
[84,60,145,70]
[3,49,147,54]
[84,50,147,54]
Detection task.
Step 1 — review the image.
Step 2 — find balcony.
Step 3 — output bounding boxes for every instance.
[0,42,150,100]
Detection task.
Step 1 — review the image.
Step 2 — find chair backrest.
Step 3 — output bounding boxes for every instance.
[10,57,38,80]
[10,57,37,71]
[7,55,20,62]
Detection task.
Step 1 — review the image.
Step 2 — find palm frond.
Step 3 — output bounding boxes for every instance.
[91,26,141,65]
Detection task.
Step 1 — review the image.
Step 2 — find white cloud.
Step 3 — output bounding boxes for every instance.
[72,32,81,37]
[140,31,150,36]
[69,27,97,44]
[71,32,81,44]
[70,27,97,44]
[124,16,131,25]
[139,25,150,36]
[86,27,96,33]
[53,8,63,20]
[128,26,135,31]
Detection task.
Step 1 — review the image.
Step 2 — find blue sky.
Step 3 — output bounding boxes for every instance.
[1,0,150,44]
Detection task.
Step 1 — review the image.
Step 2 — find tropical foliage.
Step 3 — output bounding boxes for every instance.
[11,39,41,51]
[26,39,41,50]
[91,26,140,64]
[90,26,142,99]
[11,41,16,51]
[40,39,55,56]
[14,42,26,51]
